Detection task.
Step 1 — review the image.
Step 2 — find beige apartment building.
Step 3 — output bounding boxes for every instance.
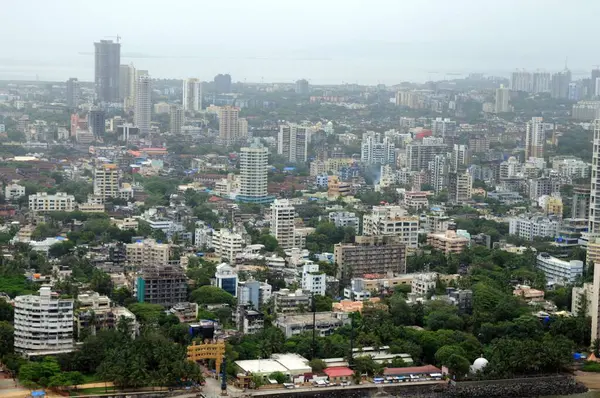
[334,235,407,279]
[125,239,170,268]
[427,230,470,255]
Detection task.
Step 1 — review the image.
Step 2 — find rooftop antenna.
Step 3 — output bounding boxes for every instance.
[564,56,568,70]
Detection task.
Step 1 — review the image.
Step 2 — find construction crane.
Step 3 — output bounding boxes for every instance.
[103,35,121,43]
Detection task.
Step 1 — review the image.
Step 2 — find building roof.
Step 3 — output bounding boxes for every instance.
[383,365,441,376]
[323,366,354,378]
[235,359,288,374]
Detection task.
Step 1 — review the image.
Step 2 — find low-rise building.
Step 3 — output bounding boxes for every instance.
[403,191,429,210]
[536,253,583,284]
[126,239,170,268]
[236,306,265,335]
[427,230,469,254]
[169,302,199,323]
[512,285,545,302]
[275,312,350,338]
[329,211,360,233]
[509,214,560,240]
[273,289,311,314]
[76,292,138,337]
[301,262,326,296]
[5,183,25,201]
[28,192,75,212]
[411,273,439,296]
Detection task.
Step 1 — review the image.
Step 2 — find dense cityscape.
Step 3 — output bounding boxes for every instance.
[3,32,600,398]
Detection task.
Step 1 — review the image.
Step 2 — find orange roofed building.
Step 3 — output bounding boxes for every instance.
[332,297,384,314]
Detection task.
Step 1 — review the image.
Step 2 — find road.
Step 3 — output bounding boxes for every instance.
[173,380,443,398]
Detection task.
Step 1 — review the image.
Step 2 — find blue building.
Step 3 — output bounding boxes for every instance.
[214,263,238,297]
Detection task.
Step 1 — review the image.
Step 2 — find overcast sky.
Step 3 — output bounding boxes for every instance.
[1,0,599,84]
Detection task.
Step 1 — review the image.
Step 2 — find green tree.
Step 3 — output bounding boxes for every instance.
[269,371,288,384]
[445,354,470,380]
[309,358,327,373]
[0,321,14,357]
[190,285,235,306]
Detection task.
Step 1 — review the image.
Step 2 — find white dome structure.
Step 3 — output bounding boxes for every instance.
[471,357,489,373]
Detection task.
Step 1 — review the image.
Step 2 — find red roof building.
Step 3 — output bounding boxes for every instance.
[323,367,354,382]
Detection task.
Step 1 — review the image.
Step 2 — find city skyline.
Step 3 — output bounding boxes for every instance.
[2,0,600,84]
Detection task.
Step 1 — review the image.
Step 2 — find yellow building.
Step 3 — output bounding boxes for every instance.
[328,176,351,198]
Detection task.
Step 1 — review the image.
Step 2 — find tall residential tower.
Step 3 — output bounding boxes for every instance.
[94,39,121,103]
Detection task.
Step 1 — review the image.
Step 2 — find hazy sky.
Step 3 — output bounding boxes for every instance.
[1,0,599,84]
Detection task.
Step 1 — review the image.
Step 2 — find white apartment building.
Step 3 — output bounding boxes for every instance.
[431,117,457,138]
[590,119,600,234]
[362,206,419,248]
[238,144,271,203]
[29,192,75,212]
[273,289,311,314]
[411,273,438,296]
[525,117,545,160]
[212,229,244,263]
[360,132,395,165]
[448,172,472,205]
[238,279,272,310]
[93,163,119,202]
[551,157,590,179]
[219,106,247,145]
[195,222,214,249]
[301,262,326,296]
[183,78,202,112]
[14,286,74,356]
[270,199,296,249]
[275,312,350,338]
[495,85,510,113]
[509,215,560,241]
[329,211,360,233]
[5,183,25,200]
[134,75,152,135]
[125,239,170,268]
[536,253,583,284]
[278,123,312,163]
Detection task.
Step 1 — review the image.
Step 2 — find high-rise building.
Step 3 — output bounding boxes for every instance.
[214,74,232,93]
[360,132,395,165]
[238,143,271,203]
[494,85,510,113]
[532,72,551,93]
[573,185,591,219]
[238,278,272,311]
[134,75,152,135]
[468,134,490,153]
[94,39,121,103]
[278,123,311,163]
[334,235,407,279]
[93,163,119,202]
[14,286,74,356]
[212,229,244,263]
[589,120,600,234]
[448,172,472,205]
[301,262,326,296]
[270,199,296,249]
[406,137,448,172]
[362,206,419,248]
[295,79,309,95]
[431,117,457,138]
[125,239,170,268]
[218,106,247,145]
[551,69,571,99]
[89,107,106,137]
[525,117,545,159]
[117,123,139,143]
[169,104,184,134]
[119,64,131,101]
[135,266,187,307]
[510,70,532,92]
[183,78,202,111]
[451,144,468,173]
[428,154,447,193]
[66,78,80,109]
[123,64,138,108]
